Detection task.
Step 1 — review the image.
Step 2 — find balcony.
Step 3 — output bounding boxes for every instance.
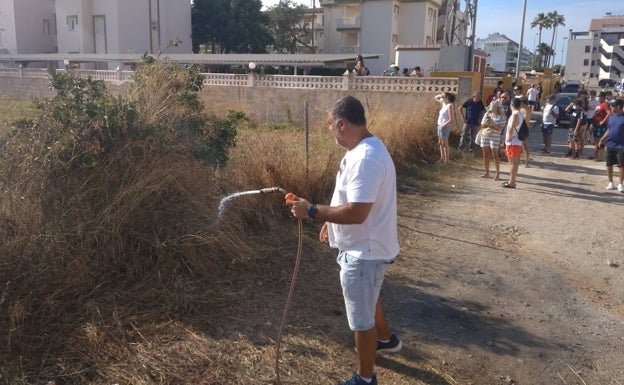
[336,17,361,30]
[340,45,360,53]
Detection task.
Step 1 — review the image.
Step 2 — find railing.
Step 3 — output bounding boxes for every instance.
[0,67,460,93]
[0,67,134,81]
[336,17,361,30]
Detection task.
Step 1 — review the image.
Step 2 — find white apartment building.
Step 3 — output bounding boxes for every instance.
[0,0,191,67]
[299,7,324,54]
[56,0,191,57]
[0,0,57,54]
[475,33,531,73]
[564,15,624,82]
[320,0,441,75]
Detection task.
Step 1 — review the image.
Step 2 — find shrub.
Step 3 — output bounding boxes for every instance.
[0,62,256,383]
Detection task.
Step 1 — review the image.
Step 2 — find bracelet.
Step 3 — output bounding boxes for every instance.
[307,204,318,219]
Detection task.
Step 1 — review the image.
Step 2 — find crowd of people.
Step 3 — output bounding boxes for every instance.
[350,55,427,77]
[380,65,425,77]
[435,83,624,192]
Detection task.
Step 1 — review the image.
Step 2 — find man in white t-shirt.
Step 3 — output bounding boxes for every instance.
[541,95,559,153]
[287,96,401,385]
[526,84,538,119]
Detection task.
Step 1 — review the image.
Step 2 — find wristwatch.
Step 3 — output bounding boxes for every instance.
[307,204,318,219]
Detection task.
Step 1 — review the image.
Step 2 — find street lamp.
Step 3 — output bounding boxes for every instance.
[248,62,256,73]
[561,37,568,67]
[63,58,70,70]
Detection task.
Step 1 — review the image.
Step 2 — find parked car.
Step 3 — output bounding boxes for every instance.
[616,79,624,95]
[558,81,581,94]
[551,93,578,127]
[598,79,617,87]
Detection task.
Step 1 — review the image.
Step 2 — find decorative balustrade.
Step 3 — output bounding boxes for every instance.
[203,73,459,93]
[0,67,133,81]
[202,73,248,87]
[0,67,460,94]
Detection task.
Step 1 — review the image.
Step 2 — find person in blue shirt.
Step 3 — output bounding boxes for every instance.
[458,91,486,152]
[597,98,624,192]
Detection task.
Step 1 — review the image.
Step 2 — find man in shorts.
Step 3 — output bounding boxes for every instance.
[592,91,612,161]
[288,95,402,385]
[541,95,559,153]
[598,98,624,192]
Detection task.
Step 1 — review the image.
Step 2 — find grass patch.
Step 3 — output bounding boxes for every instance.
[0,96,38,136]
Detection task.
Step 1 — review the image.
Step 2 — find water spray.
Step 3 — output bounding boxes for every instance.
[217,187,301,385]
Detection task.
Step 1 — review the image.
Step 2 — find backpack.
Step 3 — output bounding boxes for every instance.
[517,119,529,141]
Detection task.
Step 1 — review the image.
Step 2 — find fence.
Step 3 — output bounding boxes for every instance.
[0,67,460,94]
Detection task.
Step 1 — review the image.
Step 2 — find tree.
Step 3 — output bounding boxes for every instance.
[530,12,549,71]
[266,0,308,53]
[537,42,555,69]
[546,11,565,68]
[192,0,273,53]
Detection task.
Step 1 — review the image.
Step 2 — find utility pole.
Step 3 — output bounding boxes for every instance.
[515,0,527,81]
[441,0,478,71]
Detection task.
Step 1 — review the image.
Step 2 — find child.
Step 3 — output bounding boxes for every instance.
[563,99,585,159]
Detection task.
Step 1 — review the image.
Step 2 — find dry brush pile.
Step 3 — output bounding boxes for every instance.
[0,63,447,385]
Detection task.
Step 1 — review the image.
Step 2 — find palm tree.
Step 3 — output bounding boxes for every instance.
[537,43,555,69]
[531,13,549,70]
[547,11,566,67]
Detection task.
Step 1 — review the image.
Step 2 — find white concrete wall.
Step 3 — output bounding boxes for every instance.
[0,0,56,54]
[396,49,439,75]
[55,0,190,56]
[158,0,192,53]
[0,0,18,53]
[56,0,93,54]
[360,1,393,75]
[565,37,591,82]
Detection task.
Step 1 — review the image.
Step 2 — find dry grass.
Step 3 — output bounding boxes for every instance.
[0,89,463,385]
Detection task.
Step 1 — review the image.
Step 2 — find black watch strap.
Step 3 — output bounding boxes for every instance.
[307,204,318,219]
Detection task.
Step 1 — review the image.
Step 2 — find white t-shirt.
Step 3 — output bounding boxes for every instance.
[527,87,538,102]
[328,136,400,261]
[542,103,559,125]
[437,102,452,127]
[586,99,598,119]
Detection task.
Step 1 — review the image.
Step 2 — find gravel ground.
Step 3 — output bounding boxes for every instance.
[382,122,624,385]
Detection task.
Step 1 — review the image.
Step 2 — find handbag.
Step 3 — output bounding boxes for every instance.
[475,128,484,146]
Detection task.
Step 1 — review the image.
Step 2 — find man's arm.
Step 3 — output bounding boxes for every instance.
[288,199,373,225]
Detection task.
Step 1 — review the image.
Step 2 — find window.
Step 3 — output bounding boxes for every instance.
[67,15,78,31]
[394,5,399,14]
[392,34,398,43]
[585,46,590,53]
[583,59,589,66]
[43,19,51,35]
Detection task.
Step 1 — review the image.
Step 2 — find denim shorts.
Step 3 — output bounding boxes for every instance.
[437,124,451,139]
[541,123,554,134]
[337,251,393,331]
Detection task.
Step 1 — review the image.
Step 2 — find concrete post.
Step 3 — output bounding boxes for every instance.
[458,76,473,103]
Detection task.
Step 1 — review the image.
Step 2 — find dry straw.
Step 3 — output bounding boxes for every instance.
[0,70,447,384]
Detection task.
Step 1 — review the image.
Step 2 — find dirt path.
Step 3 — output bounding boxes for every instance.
[383,124,624,385]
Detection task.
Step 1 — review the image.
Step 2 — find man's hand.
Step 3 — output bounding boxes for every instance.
[319,222,329,244]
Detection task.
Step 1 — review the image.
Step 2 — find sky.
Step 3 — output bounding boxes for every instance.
[261,0,624,62]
